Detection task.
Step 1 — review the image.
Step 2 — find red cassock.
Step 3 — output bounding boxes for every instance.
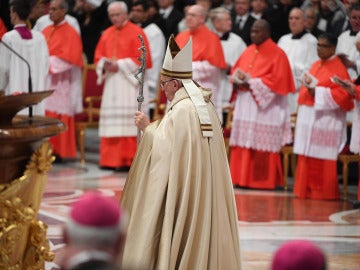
[94,22,152,168]
[295,56,353,200]
[42,22,83,159]
[0,18,7,40]
[229,38,295,189]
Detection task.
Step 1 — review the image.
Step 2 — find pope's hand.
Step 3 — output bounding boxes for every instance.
[134,111,150,131]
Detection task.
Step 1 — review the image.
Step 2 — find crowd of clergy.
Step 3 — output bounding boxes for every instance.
[0,0,360,204]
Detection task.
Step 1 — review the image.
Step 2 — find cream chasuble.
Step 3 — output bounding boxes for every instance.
[120,87,241,270]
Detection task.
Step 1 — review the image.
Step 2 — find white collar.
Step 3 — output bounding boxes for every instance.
[236,13,249,22]
[159,5,174,19]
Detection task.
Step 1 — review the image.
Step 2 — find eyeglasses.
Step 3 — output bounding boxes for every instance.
[160,79,175,88]
[317,43,333,48]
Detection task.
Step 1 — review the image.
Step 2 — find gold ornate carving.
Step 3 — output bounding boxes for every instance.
[25,141,55,176]
[0,197,35,269]
[0,141,55,269]
[23,220,55,270]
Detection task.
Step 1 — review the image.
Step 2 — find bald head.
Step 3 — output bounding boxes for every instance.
[185,4,207,31]
[289,7,305,35]
[250,19,271,45]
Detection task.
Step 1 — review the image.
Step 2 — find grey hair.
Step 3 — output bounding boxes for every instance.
[304,6,319,19]
[200,6,208,18]
[209,7,230,21]
[51,0,68,11]
[289,7,305,19]
[108,1,128,13]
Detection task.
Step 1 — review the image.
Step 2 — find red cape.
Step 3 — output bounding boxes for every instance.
[176,25,226,69]
[42,22,83,67]
[231,38,295,96]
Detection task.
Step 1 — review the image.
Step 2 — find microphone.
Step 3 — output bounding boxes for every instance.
[0,39,33,118]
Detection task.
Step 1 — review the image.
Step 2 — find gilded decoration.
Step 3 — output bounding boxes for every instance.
[0,141,55,269]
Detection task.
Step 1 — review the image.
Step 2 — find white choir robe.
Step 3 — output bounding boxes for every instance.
[230,78,292,152]
[143,23,165,108]
[220,32,246,109]
[350,100,360,154]
[336,30,358,122]
[45,56,82,116]
[337,30,359,79]
[294,87,347,160]
[0,29,49,115]
[96,57,149,137]
[278,32,318,114]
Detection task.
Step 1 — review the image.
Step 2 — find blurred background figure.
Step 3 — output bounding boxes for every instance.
[316,0,347,37]
[61,191,126,270]
[69,0,111,64]
[262,0,301,42]
[231,0,256,45]
[250,0,268,19]
[210,6,246,121]
[130,0,165,119]
[28,0,48,28]
[0,18,6,39]
[278,7,318,114]
[33,0,80,34]
[301,0,321,12]
[303,6,325,38]
[0,0,49,115]
[178,0,213,32]
[293,33,354,200]
[341,0,360,31]
[271,240,327,270]
[158,0,183,40]
[331,62,360,208]
[229,19,295,190]
[144,0,167,37]
[0,0,11,31]
[42,0,84,161]
[176,4,227,121]
[222,0,235,10]
[337,3,360,79]
[94,1,152,170]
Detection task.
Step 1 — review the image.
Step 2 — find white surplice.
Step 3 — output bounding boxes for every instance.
[45,56,82,116]
[220,32,246,108]
[96,57,149,137]
[337,30,359,79]
[143,23,165,103]
[350,100,360,154]
[278,32,318,114]
[294,87,347,160]
[230,78,292,152]
[0,29,49,115]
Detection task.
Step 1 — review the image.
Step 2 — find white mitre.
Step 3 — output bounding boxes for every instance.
[161,35,213,137]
